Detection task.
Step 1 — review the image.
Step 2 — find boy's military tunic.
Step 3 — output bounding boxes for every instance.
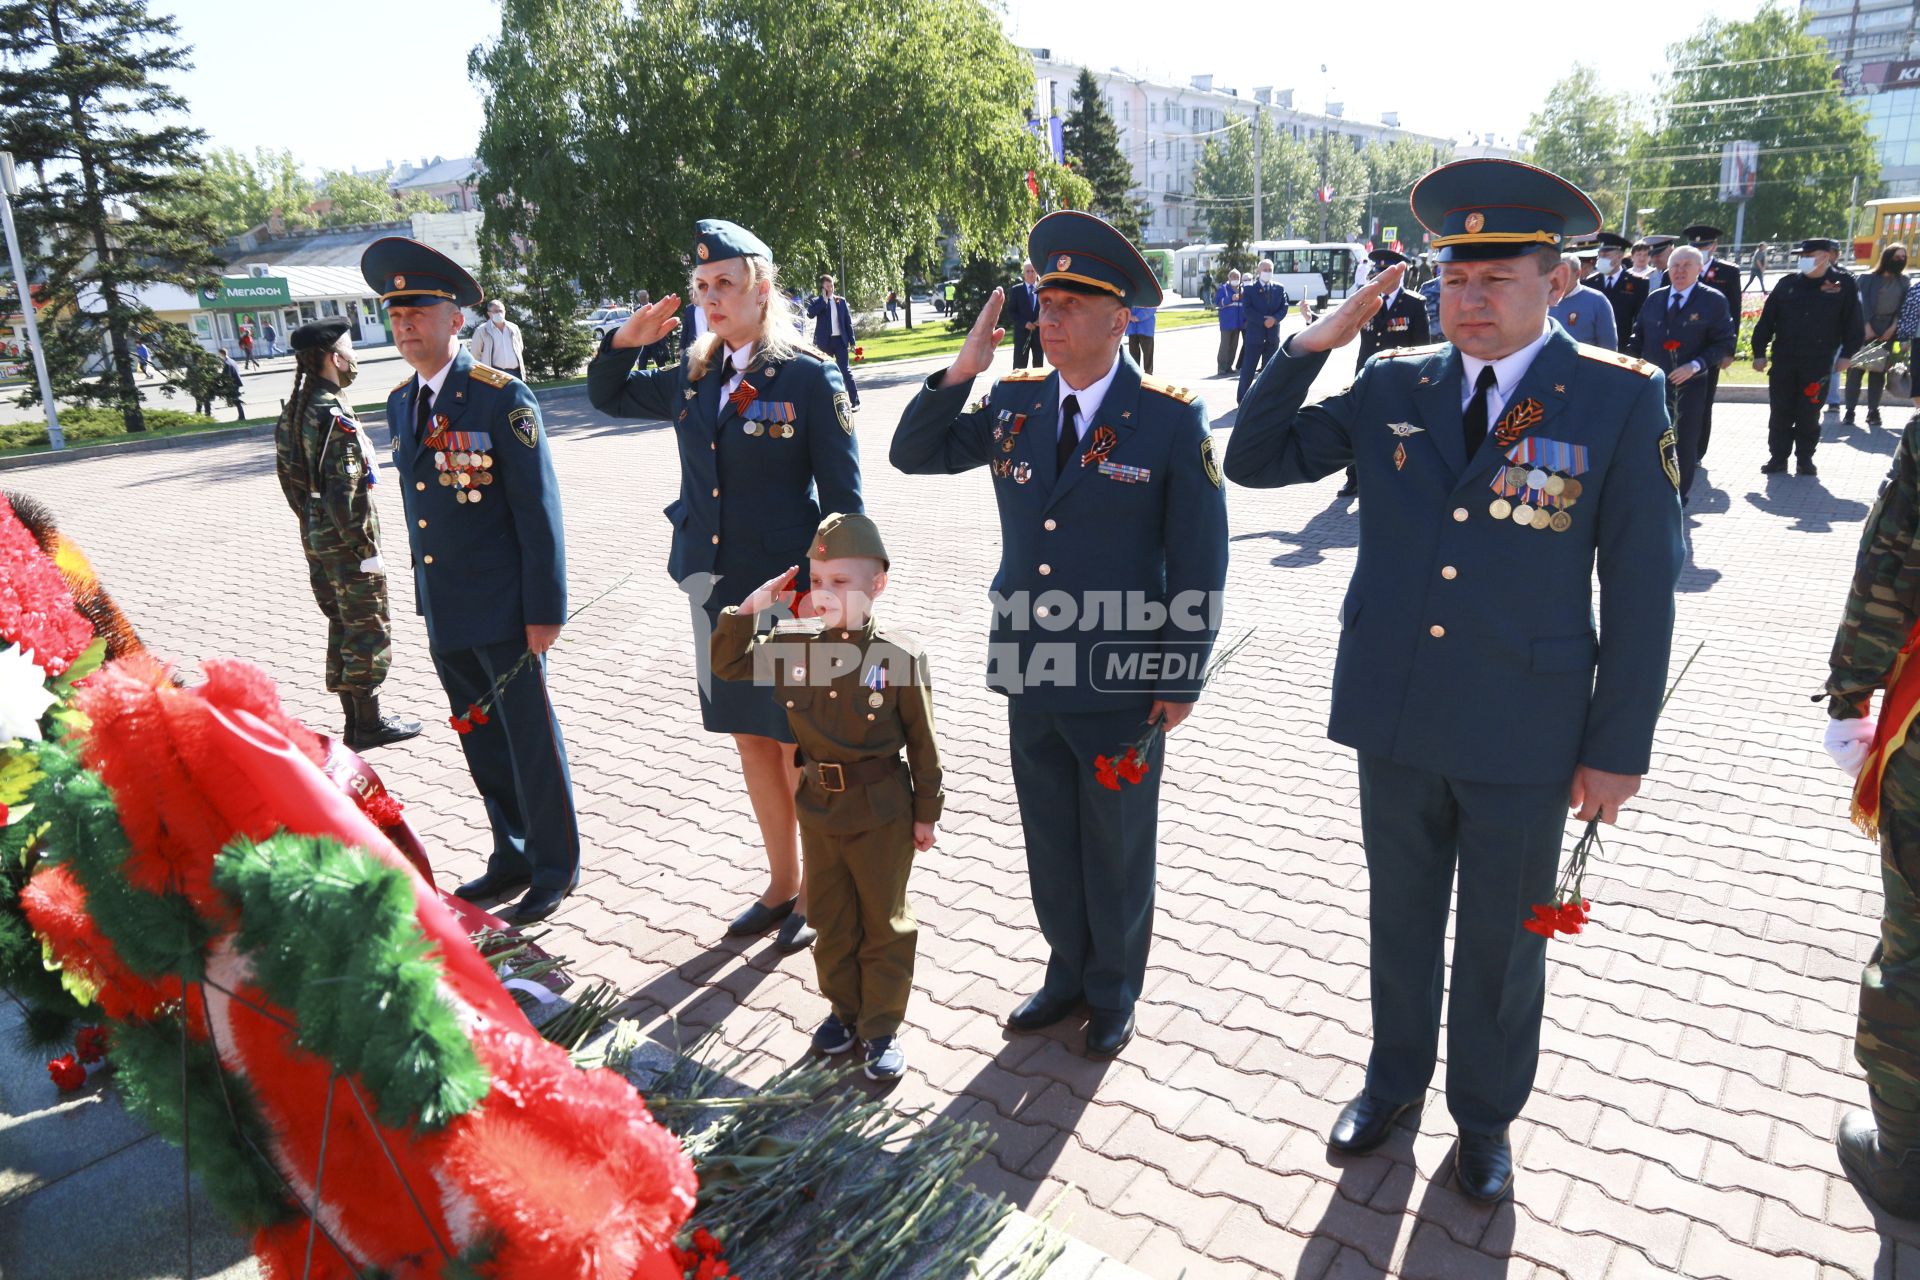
[386,350,580,892]
[586,332,863,740]
[274,384,390,694]
[1226,327,1683,1129]
[711,605,942,1041]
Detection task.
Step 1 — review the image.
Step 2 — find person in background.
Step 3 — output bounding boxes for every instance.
[885,289,901,322]
[808,274,861,411]
[1752,237,1863,477]
[1846,244,1911,431]
[1008,260,1044,370]
[1548,251,1618,350]
[1747,242,1770,294]
[1629,239,1653,278]
[1126,301,1157,375]
[263,320,280,358]
[238,325,260,370]
[135,339,152,377]
[469,298,527,377]
[1237,257,1290,404]
[221,350,246,419]
[1583,232,1646,353]
[1215,268,1244,377]
[1627,245,1736,505]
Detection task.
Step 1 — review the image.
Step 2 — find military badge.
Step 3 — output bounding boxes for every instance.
[393,274,406,289]
[728,380,760,416]
[1013,461,1032,484]
[426,413,451,450]
[1659,425,1681,492]
[1200,435,1222,489]
[1097,460,1151,484]
[1057,254,1072,272]
[697,243,710,261]
[1080,424,1118,467]
[1394,443,1407,471]
[1464,212,1485,234]
[834,392,853,436]
[509,406,538,448]
[1387,422,1424,437]
[1492,398,1544,448]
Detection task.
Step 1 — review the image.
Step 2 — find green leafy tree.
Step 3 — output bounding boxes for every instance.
[1645,3,1878,245]
[1193,112,1327,262]
[317,169,448,226]
[0,0,223,430]
[470,0,1044,315]
[1526,66,1657,233]
[1062,67,1144,240]
[1363,137,1447,251]
[947,250,1015,334]
[158,146,320,242]
[477,219,593,382]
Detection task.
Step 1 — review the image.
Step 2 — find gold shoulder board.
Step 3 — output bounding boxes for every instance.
[1001,369,1047,383]
[1378,343,1445,360]
[469,362,514,388]
[392,376,414,395]
[1576,343,1656,377]
[1139,375,1198,404]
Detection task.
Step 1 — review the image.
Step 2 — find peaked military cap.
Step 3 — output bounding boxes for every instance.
[290,317,352,351]
[810,511,890,568]
[693,219,772,264]
[1795,237,1840,254]
[1681,224,1725,245]
[1593,231,1632,250]
[360,237,482,309]
[1028,210,1164,308]
[1411,158,1600,262]
[1643,234,1679,250]
[1367,247,1410,268]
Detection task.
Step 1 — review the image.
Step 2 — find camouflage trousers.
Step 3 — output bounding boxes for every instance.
[301,524,391,695]
[1861,745,1920,1138]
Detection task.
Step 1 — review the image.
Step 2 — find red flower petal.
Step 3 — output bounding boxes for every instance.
[1522,918,1556,938]
[449,715,472,735]
[74,1025,109,1064]
[466,702,490,726]
[47,1053,85,1091]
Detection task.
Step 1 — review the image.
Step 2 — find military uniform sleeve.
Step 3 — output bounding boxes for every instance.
[1408,299,1431,346]
[319,417,376,557]
[586,331,675,420]
[1751,284,1782,361]
[890,374,995,475]
[273,418,307,516]
[1581,373,1683,775]
[807,361,864,515]
[1704,295,1737,368]
[1828,426,1920,718]
[499,384,568,626]
[899,649,944,824]
[710,605,763,684]
[1159,403,1229,702]
[1222,345,1356,487]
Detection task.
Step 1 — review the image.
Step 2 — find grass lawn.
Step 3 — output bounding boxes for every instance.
[854,306,1215,366]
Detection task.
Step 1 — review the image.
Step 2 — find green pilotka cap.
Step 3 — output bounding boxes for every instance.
[810,512,889,569]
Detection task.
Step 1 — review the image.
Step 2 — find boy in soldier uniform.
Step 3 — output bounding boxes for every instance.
[711,512,942,1081]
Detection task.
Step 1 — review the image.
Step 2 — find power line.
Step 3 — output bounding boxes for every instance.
[1660,87,1830,111]
[1667,49,1830,74]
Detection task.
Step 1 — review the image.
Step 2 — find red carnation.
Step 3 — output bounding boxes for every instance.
[1093,754,1122,790]
[692,1228,720,1254]
[47,1053,85,1092]
[466,702,490,726]
[1116,748,1149,784]
[449,715,472,735]
[74,1025,109,1064]
[1663,339,1681,353]
[361,790,405,827]
[1804,381,1822,403]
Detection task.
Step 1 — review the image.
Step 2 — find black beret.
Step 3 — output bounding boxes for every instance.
[290,318,352,352]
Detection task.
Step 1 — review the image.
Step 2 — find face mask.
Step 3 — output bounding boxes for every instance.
[1798,256,1819,274]
[1258,270,1273,283]
[1596,256,1617,275]
[332,353,359,389]
[489,314,505,325]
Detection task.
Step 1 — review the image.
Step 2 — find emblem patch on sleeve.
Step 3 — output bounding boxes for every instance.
[1201,435,1222,489]
[508,406,538,448]
[1659,425,1681,492]
[834,392,853,436]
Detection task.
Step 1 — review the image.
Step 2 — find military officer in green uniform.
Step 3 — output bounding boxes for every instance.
[1227,158,1683,1203]
[1822,419,1920,1219]
[711,512,942,1082]
[272,317,421,749]
[893,211,1231,1061]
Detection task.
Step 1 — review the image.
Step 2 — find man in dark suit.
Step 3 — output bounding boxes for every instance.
[808,275,860,410]
[1225,158,1683,1205]
[1680,225,1745,461]
[892,211,1229,1062]
[1008,259,1044,369]
[1583,232,1647,353]
[1628,245,1737,504]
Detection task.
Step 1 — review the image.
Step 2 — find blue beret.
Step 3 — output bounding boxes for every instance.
[360,236,482,309]
[1028,210,1163,308]
[1412,159,1599,263]
[693,219,772,264]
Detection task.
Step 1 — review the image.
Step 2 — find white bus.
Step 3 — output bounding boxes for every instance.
[1174,241,1370,304]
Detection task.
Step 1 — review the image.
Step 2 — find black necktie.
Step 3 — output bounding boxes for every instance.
[1463,365,1498,458]
[415,383,432,443]
[1057,393,1081,472]
[1669,293,1682,322]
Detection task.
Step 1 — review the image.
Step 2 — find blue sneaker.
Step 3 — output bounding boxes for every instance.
[864,1034,905,1081]
[812,1013,855,1055]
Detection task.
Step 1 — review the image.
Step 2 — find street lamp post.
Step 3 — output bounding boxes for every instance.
[0,152,60,450]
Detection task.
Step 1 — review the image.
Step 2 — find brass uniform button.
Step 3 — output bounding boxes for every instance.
[1452,508,1468,522]
[415,481,426,491]
[829,690,838,699]
[1043,518,1057,531]
[1441,566,1458,580]
[712,487,720,497]
[1038,563,1052,576]
[423,555,434,565]
[417,519,428,528]
[785,699,795,708]
[711,534,720,545]
[1429,624,1446,638]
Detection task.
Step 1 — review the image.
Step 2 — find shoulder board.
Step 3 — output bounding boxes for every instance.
[788,342,829,362]
[1000,369,1047,383]
[468,362,514,389]
[392,376,413,395]
[1577,343,1657,377]
[1378,343,1445,361]
[772,618,825,636]
[1138,375,1197,404]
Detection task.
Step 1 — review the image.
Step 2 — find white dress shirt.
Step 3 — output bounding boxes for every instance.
[1662,285,1704,373]
[1459,323,1553,425]
[721,340,755,401]
[1057,352,1123,442]
[416,355,456,410]
[827,296,841,337]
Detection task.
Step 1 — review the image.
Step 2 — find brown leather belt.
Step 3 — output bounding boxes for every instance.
[797,752,901,793]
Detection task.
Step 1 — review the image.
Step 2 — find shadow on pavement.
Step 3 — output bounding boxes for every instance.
[1233,491,1360,569]
[1743,475,1871,533]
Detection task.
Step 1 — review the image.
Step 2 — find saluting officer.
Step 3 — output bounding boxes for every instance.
[1238,257,1291,404]
[1628,244,1736,504]
[1226,158,1683,1203]
[1583,232,1647,352]
[272,317,422,749]
[362,237,581,926]
[1340,248,1432,498]
[1752,237,1863,477]
[892,210,1229,1060]
[1679,225,1744,461]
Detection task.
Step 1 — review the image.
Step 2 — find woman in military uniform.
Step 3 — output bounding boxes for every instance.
[587,219,863,948]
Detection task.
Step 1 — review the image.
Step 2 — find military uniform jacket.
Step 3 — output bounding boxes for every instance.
[891,353,1230,713]
[1223,330,1684,785]
[1752,269,1865,364]
[385,351,567,652]
[585,334,862,600]
[1240,280,1291,336]
[711,608,944,834]
[275,385,379,561]
[1701,258,1744,327]
[1627,285,1737,375]
[1584,269,1649,352]
[1830,420,1920,719]
[1356,289,1432,368]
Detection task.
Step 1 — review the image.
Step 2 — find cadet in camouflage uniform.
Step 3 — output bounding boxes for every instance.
[1825,418,1920,1218]
[711,512,942,1083]
[273,318,421,749]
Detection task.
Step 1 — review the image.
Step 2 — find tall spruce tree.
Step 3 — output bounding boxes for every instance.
[1062,67,1143,241]
[0,0,221,431]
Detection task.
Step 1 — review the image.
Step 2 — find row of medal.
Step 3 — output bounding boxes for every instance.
[1487,438,1588,533]
[434,444,495,504]
[743,421,795,438]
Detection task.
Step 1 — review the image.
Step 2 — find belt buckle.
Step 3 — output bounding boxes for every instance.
[817,762,846,793]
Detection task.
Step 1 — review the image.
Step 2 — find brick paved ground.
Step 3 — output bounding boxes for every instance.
[13,324,1920,1278]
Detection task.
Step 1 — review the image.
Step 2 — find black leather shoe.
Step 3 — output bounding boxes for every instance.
[1798,461,1819,477]
[774,912,817,953]
[454,869,532,902]
[1004,990,1082,1032]
[502,883,570,925]
[1838,1108,1920,1219]
[1085,1009,1135,1059]
[1760,460,1788,474]
[728,895,797,937]
[1456,1129,1515,1203]
[1328,1094,1417,1153]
